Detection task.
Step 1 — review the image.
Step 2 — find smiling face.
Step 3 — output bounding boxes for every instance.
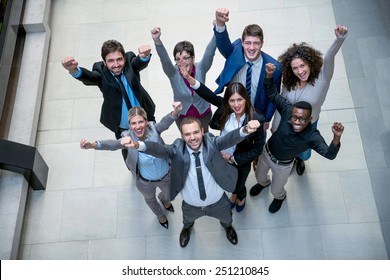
[228,92,246,117]
[175,51,194,75]
[181,121,204,151]
[291,58,311,84]
[104,50,125,76]
[242,35,263,61]
[290,107,312,133]
[129,115,147,140]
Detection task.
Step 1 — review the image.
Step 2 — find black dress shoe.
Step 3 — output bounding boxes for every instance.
[295,157,305,176]
[179,227,192,247]
[268,197,286,213]
[159,198,174,212]
[249,183,270,196]
[159,219,169,229]
[225,226,238,245]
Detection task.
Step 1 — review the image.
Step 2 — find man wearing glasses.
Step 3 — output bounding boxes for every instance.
[250,63,345,213]
[151,27,216,132]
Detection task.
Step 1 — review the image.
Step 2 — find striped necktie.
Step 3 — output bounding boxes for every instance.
[246,61,254,96]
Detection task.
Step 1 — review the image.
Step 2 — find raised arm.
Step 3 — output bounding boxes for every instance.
[179,65,223,107]
[321,25,348,82]
[62,56,79,74]
[150,27,176,77]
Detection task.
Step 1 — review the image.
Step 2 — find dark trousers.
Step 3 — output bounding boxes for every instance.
[182,193,232,229]
[232,163,251,200]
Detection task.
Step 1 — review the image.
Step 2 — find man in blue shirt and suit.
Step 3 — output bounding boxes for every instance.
[213,8,282,131]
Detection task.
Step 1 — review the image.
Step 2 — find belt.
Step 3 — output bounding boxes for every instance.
[265,143,294,166]
[138,172,168,183]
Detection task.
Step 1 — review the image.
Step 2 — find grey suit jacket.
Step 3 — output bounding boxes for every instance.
[97,112,176,177]
[143,128,246,200]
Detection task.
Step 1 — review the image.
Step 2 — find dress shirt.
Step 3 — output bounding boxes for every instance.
[181,145,224,207]
[231,57,263,106]
[220,113,245,156]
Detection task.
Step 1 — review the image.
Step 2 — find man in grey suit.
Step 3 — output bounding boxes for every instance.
[122,117,260,247]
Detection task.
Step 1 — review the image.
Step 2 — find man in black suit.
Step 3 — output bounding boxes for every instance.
[61,40,156,139]
[122,117,260,247]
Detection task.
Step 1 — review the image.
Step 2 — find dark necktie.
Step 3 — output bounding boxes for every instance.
[192,152,207,201]
[115,74,132,110]
[246,61,254,97]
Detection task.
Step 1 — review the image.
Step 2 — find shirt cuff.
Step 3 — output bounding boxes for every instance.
[215,25,226,33]
[140,54,151,62]
[240,126,249,137]
[70,67,82,78]
[137,141,146,151]
[191,80,201,90]
[95,141,102,149]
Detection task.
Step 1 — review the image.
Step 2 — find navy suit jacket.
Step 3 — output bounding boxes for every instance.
[77,52,156,133]
[214,27,282,122]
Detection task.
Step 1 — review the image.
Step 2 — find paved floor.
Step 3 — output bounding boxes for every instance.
[19,0,389,259]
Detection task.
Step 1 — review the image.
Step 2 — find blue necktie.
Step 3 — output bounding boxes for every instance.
[246,61,254,96]
[193,152,206,201]
[115,74,131,110]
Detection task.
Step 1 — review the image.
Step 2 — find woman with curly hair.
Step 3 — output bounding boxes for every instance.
[271,25,348,176]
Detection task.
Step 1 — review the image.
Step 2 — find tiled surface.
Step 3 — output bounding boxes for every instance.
[16,0,389,259]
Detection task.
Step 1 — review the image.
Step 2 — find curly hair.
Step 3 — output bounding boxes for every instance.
[219,82,253,130]
[278,42,323,91]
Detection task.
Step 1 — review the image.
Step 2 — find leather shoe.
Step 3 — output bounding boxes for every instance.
[225,226,238,245]
[295,157,305,176]
[159,219,169,229]
[268,197,286,213]
[249,183,270,196]
[159,198,174,212]
[179,227,192,247]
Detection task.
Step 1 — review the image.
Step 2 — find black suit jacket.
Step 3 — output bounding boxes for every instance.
[195,82,265,166]
[77,52,156,133]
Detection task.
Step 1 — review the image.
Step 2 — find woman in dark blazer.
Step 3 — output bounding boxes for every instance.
[180,66,265,212]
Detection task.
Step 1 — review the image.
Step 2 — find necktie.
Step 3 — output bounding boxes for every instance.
[192,152,207,201]
[246,61,254,97]
[115,74,132,110]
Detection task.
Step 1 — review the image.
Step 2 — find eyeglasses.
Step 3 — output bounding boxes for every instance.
[174,56,192,63]
[291,115,308,124]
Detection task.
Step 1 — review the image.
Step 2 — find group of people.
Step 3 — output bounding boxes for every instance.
[62,8,347,248]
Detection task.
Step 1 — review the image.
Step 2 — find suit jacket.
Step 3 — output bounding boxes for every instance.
[194,82,265,166]
[213,27,282,122]
[96,112,176,177]
[142,128,246,200]
[77,51,156,133]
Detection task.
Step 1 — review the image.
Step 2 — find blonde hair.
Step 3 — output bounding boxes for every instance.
[128,107,147,122]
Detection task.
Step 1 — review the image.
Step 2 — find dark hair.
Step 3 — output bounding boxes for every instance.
[101,40,125,61]
[294,101,312,117]
[241,24,264,42]
[173,41,195,58]
[220,82,253,130]
[278,42,323,91]
[179,117,202,133]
